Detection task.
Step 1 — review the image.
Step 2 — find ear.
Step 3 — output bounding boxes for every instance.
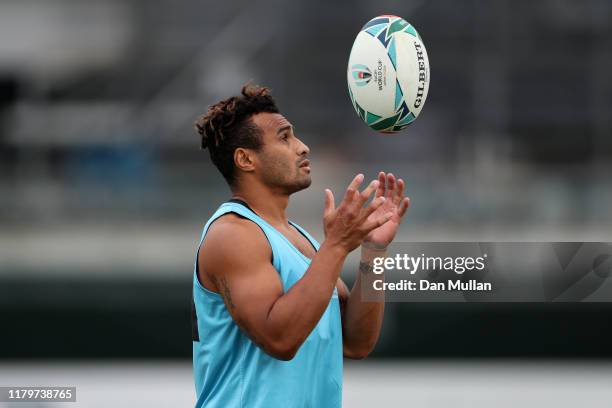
[234,147,256,172]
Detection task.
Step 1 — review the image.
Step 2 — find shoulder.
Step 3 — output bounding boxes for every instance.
[200,212,272,264]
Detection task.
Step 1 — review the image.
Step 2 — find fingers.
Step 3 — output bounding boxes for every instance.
[359,195,386,221]
[324,189,336,217]
[385,173,396,199]
[363,211,394,232]
[375,172,386,199]
[379,172,407,207]
[343,174,364,204]
[357,179,379,206]
[347,173,364,192]
[394,178,405,206]
[342,173,407,216]
[398,197,410,218]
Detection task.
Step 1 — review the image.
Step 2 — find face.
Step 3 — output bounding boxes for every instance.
[250,112,311,195]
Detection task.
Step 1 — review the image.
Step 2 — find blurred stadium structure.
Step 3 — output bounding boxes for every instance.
[1,0,612,372]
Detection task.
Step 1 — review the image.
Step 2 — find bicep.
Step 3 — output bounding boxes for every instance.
[201,218,284,348]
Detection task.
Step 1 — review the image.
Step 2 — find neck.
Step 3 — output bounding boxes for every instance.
[231,184,290,227]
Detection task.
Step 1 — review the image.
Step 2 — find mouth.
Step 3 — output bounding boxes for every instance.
[299,159,311,170]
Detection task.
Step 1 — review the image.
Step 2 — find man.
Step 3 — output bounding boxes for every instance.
[192,84,410,407]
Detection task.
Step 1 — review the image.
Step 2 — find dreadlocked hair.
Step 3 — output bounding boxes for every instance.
[194,83,279,186]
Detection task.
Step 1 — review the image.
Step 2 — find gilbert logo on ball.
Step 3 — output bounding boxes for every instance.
[347,15,430,133]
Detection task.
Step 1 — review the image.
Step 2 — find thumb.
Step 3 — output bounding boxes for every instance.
[324,188,335,217]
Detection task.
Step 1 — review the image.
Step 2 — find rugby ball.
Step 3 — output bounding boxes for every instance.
[347,15,430,132]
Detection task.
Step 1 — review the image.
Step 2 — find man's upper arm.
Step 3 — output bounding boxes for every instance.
[337,277,367,359]
[199,215,286,355]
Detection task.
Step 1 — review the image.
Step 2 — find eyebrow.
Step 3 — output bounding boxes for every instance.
[277,125,293,135]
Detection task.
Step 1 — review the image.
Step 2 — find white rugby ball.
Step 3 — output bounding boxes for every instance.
[347,15,430,132]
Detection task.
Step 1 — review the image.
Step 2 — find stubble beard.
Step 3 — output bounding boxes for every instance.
[260,158,311,195]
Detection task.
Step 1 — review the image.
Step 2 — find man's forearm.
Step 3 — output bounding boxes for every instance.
[262,240,348,358]
[343,245,387,358]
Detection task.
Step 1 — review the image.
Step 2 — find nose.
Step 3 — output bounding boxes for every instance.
[297,137,310,156]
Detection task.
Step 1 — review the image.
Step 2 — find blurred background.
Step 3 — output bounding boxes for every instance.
[1,0,612,406]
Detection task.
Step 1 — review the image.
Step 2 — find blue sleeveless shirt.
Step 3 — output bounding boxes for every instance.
[192,201,343,408]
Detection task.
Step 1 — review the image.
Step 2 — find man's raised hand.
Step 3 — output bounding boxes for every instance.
[363,172,410,250]
[323,174,394,254]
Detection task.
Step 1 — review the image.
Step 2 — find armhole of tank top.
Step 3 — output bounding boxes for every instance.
[195,211,275,291]
[288,221,318,252]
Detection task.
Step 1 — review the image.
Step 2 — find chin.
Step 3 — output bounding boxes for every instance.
[287,177,312,194]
